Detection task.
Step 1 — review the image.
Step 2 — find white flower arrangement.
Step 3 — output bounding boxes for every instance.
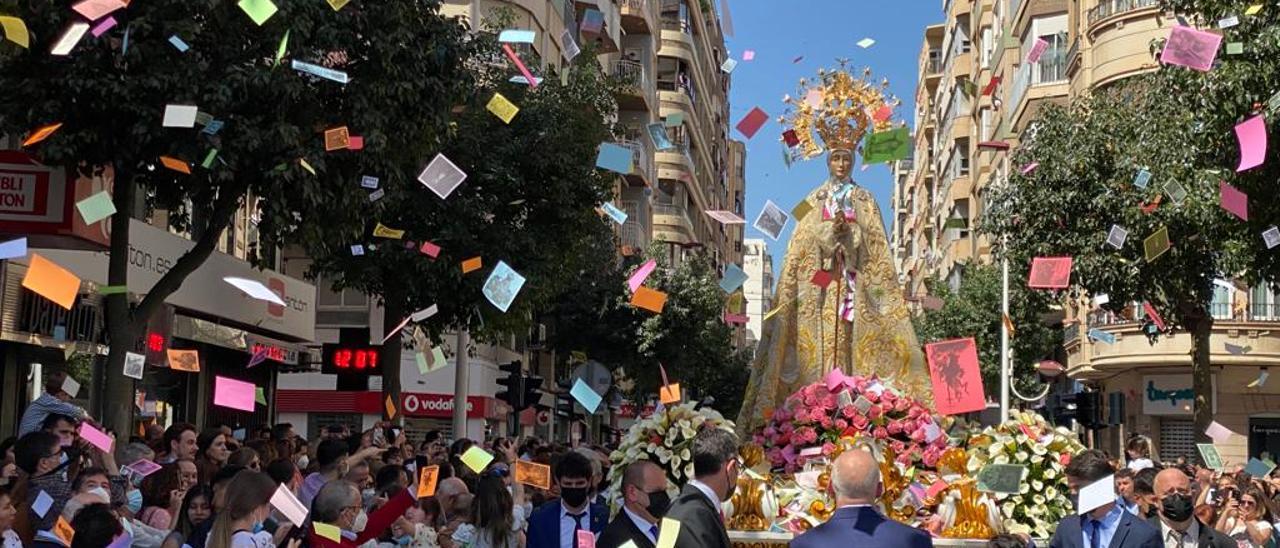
[966,410,1085,539]
[606,401,732,509]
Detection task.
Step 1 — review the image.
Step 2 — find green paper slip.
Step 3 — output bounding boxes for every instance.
[99,285,127,295]
[201,148,219,169]
[76,191,117,224]
[976,463,1026,494]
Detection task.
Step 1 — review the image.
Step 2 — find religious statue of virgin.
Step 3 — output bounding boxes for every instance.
[737,65,932,434]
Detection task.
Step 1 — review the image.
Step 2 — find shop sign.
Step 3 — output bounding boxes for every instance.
[1143,374,1217,415]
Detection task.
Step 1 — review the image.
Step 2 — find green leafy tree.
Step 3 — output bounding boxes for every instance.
[0,0,474,433]
[549,249,751,418]
[293,35,621,414]
[913,264,1057,399]
[983,2,1280,437]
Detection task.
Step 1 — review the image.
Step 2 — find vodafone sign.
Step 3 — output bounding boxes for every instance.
[402,393,485,419]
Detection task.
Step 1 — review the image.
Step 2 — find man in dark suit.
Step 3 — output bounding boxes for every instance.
[527,451,608,548]
[597,460,670,548]
[659,427,739,548]
[1049,450,1162,548]
[789,449,932,548]
[1149,467,1235,548]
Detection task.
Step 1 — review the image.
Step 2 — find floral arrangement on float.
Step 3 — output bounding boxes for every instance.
[962,410,1085,539]
[751,370,950,473]
[605,400,733,509]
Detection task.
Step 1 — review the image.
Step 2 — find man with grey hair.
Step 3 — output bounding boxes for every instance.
[307,477,416,547]
[119,442,155,469]
[790,449,933,548]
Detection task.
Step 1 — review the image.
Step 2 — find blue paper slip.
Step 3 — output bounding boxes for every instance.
[0,237,28,259]
[291,60,350,84]
[482,260,527,313]
[601,202,628,225]
[498,29,536,44]
[570,378,603,414]
[647,123,675,151]
[719,264,748,293]
[168,35,189,52]
[1088,328,1116,344]
[596,143,633,174]
[1245,457,1276,478]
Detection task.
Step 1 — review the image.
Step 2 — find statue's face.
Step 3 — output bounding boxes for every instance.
[827,150,853,181]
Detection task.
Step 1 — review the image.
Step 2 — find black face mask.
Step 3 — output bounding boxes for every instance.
[1161,493,1194,523]
[561,486,589,508]
[644,490,671,519]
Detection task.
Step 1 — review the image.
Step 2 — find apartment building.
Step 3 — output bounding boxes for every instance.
[742,238,773,352]
[897,0,1280,464]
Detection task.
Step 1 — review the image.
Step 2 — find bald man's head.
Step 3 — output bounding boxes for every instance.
[435,477,469,516]
[831,449,879,504]
[1153,467,1191,498]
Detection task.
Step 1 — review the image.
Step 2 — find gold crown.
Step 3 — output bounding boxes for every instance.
[780,64,900,160]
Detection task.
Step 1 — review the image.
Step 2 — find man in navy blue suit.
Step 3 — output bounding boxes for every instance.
[789,449,933,548]
[1049,449,1162,548]
[527,451,608,548]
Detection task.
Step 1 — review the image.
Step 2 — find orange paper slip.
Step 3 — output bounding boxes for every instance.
[630,286,667,313]
[23,254,81,310]
[515,460,551,490]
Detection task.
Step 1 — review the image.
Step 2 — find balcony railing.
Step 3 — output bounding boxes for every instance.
[618,138,654,183]
[926,57,942,75]
[1087,0,1160,26]
[611,59,648,92]
[1066,35,1080,70]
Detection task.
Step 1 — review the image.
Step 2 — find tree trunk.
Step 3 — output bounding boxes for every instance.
[101,177,249,435]
[380,284,404,423]
[101,166,139,436]
[1185,304,1214,443]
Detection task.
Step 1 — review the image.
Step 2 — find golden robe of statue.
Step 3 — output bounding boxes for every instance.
[736,66,932,434]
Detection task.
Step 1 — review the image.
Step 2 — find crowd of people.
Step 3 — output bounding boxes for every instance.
[3,373,1280,548]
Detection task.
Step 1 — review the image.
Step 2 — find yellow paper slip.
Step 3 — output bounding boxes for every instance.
[486,93,520,124]
[459,445,494,473]
[314,522,342,542]
[656,517,681,548]
[23,254,81,310]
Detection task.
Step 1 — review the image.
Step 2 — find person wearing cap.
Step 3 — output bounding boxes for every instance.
[18,371,90,437]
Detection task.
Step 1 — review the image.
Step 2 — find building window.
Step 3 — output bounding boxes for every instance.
[1025,14,1068,85]
[1159,418,1195,462]
[1211,280,1233,320]
[980,26,994,69]
[1251,285,1280,319]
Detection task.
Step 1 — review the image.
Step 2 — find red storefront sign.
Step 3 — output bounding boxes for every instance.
[0,151,112,249]
[277,390,506,420]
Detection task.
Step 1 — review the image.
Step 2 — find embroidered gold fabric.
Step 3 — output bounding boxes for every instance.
[735,183,932,435]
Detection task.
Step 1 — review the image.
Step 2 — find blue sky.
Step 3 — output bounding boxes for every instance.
[723,0,942,269]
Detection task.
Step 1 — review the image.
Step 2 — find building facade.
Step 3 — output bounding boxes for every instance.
[891,0,1280,463]
[741,238,773,352]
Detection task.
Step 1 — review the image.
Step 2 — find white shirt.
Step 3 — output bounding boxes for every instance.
[229,530,274,548]
[1159,519,1199,548]
[624,507,658,543]
[688,480,721,511]
[559,501,592,548]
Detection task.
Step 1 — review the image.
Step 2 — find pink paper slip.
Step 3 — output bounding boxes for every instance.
[627,260,657,293]
[1160,25,1222,72]
[735,107,769,140]
[80,423,114,453]
[213,376,256,412]
[1026,38,1048,63]
[1220,180,1249,220]
[1236,115,1267,172]
[1027,257,1073,289]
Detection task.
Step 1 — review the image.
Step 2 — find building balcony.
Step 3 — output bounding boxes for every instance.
[1085,0,1165,88]
[611,59,655,111]
[1087,0,1161,29]
[618,137,655,187]
[1064,303,1280,381]
[620,0,657,35]
[652,202,696,243]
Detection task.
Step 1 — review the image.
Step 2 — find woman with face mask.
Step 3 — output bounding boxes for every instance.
[207,470,297,548]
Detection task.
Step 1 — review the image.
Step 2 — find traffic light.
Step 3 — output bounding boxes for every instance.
[1046,392,1078,427]
[521,374,543,412]
[1076,391,1104,429]
[496,361,523,410]
[554,380,578,420]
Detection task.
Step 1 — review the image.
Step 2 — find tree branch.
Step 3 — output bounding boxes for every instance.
[128,183,248,333]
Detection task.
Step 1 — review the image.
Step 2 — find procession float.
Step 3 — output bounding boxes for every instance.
[607,64,1084,547]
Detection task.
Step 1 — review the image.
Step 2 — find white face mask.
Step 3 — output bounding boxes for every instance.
[88,486,111,503]
[352,510,369,533]
[296,456,309,469]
